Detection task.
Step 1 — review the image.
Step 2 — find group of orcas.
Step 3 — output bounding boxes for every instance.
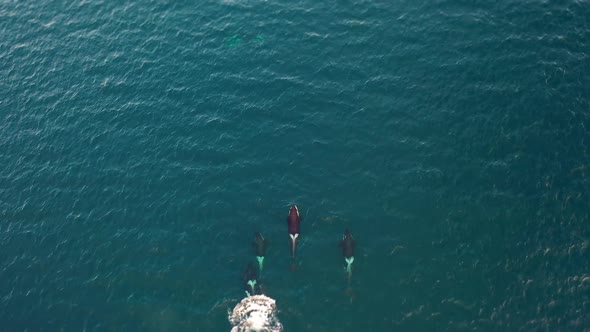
[243,205,356,297]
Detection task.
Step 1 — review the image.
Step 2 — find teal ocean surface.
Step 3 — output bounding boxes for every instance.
[1,0,589,331]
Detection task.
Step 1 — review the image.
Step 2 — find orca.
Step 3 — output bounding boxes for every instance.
[287,205,302,258]
[340,229,355,281]
[254,232,268,271]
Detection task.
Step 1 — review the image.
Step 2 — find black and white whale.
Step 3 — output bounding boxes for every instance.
[287,205,302,258]
[340,229,355,281]
[254,232,268,271]
[243,262,258,297]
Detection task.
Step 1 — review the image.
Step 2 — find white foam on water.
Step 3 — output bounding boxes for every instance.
[228,295,283,332]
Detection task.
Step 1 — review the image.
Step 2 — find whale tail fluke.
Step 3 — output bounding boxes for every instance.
[345,257,354,282]
[245,279,257,297]
[256,256,264,271]
[345,257,354,273]
[289,233,299,258]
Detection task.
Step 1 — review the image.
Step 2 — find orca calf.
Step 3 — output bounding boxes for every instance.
[243,262,258,297]
[254,232,268,271]
[287,205,302,258]
[340,229,355,281]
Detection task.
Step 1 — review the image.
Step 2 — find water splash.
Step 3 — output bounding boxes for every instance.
[228,295,283,332]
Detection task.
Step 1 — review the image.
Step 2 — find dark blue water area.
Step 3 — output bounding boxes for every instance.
[1,0,590,331]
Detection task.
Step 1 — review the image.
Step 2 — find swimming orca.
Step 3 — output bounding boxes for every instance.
[287,205,302,258]
[243,262,258,297]
[340,229,355,281]
[254,232,268,271]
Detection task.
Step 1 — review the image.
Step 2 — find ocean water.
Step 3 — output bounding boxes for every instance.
[1,0,589,331]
